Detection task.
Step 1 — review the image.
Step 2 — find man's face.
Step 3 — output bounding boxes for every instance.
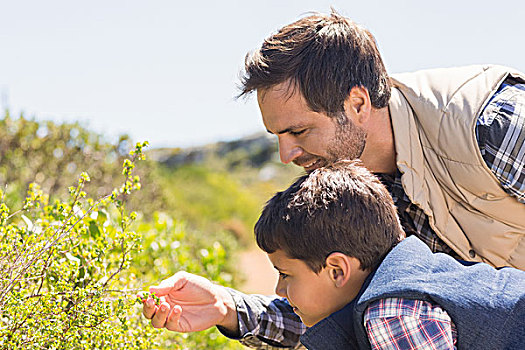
[267,249,346,327]
[258,83,366,173]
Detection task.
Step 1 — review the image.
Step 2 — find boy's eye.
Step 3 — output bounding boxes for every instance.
[279,272,289,279]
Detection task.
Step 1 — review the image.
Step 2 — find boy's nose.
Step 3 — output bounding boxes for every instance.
[275,281,286,298]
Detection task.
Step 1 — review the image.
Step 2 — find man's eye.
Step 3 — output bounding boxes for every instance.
[290,129,306,136]
[279,272,289,279]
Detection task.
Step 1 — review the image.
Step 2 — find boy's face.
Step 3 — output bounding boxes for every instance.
[267,249,349,327]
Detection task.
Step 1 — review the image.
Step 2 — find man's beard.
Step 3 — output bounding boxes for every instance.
[326,114,367,162]
[292,113,367,173]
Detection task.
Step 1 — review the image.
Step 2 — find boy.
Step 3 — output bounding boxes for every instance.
[255,161,525,349]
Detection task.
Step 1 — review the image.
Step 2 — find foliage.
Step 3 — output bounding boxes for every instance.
[0,111,165,215]
[130,213,244,349]
[0,141,155,348]
[0,134,244,349]
[156,165,264,245]
[155,164,301,246]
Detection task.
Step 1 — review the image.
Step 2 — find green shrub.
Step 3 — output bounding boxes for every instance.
[0,111,165,215]
[0,140,244,349]
[130,213,244,349]
[0,142,155,348]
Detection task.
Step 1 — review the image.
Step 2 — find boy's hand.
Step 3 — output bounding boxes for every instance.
[139,271,239,333]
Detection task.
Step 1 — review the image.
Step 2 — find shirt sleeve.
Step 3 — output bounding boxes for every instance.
[364,298,457,350]
[477,80,525,203]
[216,288,306,349]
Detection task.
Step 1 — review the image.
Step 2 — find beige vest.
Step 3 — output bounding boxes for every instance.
[389,65,525,270]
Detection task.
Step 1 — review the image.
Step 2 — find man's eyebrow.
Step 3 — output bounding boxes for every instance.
[267,124,307,135]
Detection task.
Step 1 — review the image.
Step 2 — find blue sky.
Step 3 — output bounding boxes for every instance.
[1,0,524,148]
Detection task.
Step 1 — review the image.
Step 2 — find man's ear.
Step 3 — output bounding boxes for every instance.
[325,252,359,288]
[344,86,372,126]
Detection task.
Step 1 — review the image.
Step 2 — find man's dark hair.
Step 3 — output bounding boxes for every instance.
[255,161,405,272]
[239,10,391,116]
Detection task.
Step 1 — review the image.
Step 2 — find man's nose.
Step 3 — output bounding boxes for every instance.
[278,136,303,164]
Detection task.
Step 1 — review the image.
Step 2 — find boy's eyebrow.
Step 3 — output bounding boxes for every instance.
[272,264,284,271]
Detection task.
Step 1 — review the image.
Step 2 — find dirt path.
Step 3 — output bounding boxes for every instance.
[238,247,277,295]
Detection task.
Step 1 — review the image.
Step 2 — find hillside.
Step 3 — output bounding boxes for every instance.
[149,132,301,184]
[149,132,277,168]
[147,132,302,244]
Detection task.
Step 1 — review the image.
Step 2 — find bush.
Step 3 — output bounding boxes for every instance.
[0,142,155,348]
[0,111,165,215]
[130,213,244,349]
[0,139,244,349]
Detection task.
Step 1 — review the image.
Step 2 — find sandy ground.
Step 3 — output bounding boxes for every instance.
[238,248,278,295]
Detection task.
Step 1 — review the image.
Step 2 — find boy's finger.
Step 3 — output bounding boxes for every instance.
[165,305,183,332]
[150,301,170,329]
[142,297,157,319]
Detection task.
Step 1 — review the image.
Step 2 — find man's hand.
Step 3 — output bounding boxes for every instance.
[139,271,239,334]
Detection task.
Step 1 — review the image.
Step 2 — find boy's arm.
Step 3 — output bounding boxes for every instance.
[218,288,307,349]
[141,271,306,349]
[364,298,457,350]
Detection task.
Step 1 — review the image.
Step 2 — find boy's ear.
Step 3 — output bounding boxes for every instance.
[325,252,359,288]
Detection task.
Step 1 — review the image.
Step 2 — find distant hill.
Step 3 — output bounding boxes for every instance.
[148,132,301,184]
[149,132,277,167]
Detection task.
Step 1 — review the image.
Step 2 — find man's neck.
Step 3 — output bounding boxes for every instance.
[360,106,397,174]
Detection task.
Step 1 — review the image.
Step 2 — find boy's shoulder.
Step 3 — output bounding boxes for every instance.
[360,236,524,301]
[355,236,524,348]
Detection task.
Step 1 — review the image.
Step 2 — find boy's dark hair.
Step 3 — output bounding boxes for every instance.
[255,161,405,272]
[239,10,391,117]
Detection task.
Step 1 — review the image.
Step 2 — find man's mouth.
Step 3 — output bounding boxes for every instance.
[295,158,323,172]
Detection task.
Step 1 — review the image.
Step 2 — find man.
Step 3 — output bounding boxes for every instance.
[141,10,525,348]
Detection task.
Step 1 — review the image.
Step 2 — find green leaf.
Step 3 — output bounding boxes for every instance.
[89,220,101,238]
[96,209,108,226]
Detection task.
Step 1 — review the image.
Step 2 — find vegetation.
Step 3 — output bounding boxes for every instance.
[0,111,166,214]
[151,137,302,245]
[0,141,155,348]
[0,112,271,349]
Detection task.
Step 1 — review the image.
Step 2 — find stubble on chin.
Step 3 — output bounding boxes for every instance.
[326,119,367,164]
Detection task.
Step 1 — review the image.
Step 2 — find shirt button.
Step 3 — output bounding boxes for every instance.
[469,249,476,258]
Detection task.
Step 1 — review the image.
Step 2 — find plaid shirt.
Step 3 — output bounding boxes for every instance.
[224,78,525,349]
[364,298,457,350]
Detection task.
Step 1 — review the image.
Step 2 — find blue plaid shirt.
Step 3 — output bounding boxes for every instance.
[224,78,525,349]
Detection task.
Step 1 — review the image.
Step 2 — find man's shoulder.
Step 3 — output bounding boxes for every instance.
[392,64,513,79]
[391,64,516,91]
[391,65,525,94]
